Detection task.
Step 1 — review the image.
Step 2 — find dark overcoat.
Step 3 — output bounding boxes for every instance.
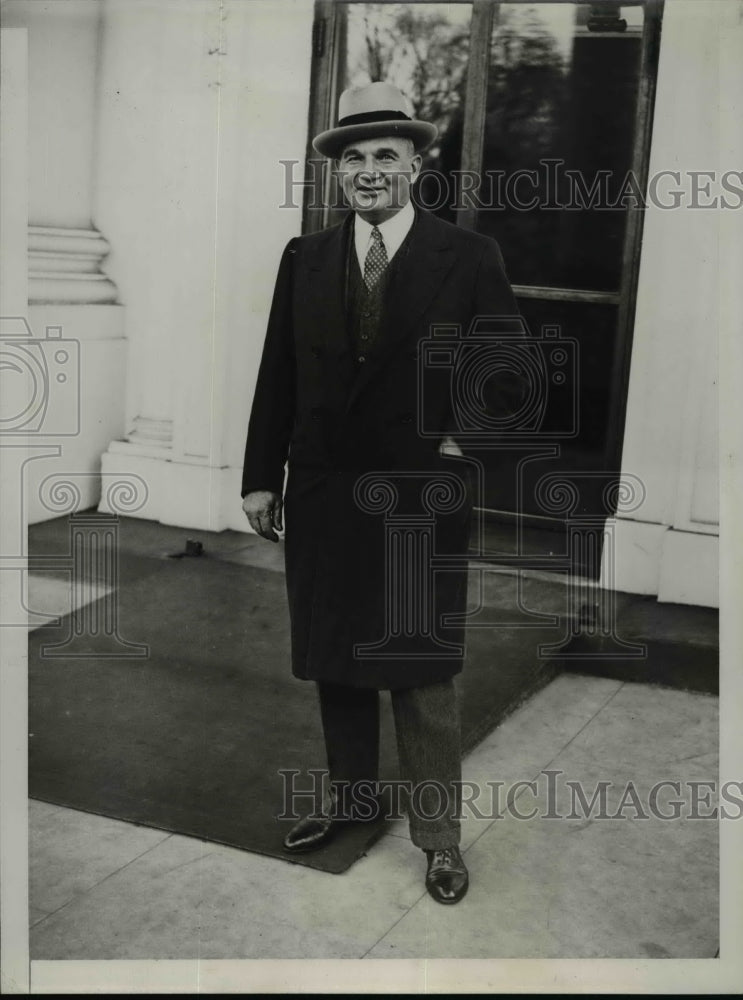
[242,208,519,690]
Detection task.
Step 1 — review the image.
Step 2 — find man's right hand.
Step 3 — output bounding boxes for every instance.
[242,490,283,542]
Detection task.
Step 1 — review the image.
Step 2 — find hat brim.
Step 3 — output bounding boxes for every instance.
[312,120,438,159]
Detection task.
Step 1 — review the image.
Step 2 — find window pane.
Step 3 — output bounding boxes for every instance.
[342,2,473,221]
[477,2,645,291]
[463,297,621,519]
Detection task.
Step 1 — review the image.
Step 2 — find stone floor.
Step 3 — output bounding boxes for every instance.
[26,516,721,964]
[30,672,719,960]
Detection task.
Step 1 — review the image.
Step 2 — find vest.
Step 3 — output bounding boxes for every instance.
[344,216,416,361]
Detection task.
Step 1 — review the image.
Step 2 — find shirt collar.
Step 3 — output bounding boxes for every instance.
[354,200,415,265]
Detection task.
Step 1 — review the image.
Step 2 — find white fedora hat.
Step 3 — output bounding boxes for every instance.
[313,81,438,159]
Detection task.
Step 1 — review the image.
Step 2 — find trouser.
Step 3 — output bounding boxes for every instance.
[317,678,462,851]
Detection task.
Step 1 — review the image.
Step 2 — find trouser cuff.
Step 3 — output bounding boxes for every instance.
[409,821,461,851]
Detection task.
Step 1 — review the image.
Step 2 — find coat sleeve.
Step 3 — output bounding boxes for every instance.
[465,239,529,427]
[442,238,527,439]
[241,239,297,498]
[471,236,519,325]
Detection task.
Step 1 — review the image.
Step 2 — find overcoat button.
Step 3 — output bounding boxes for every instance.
[358,355,366,363]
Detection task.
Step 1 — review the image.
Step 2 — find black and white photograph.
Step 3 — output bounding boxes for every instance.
[0,0,741,994]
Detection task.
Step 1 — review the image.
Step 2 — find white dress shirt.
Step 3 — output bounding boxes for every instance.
[354,199,415,273]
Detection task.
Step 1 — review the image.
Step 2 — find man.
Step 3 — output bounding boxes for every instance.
[242,82,519,905]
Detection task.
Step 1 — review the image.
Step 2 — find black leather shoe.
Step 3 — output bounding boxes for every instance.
[283,785,381,853]
[282,786,352,853]
[424,846,469,904]
[283,811,342,853]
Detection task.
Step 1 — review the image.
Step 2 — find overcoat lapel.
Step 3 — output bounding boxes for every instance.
[302,214,352,359]
[345,210,456,412]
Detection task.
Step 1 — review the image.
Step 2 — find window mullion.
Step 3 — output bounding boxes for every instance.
[303,0,347,234]
[456,0,498,230]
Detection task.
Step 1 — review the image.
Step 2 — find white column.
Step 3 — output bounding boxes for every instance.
[602,0,736,608]
[96,0,313,529]
[3,0,119,304]
[2,0,127,523]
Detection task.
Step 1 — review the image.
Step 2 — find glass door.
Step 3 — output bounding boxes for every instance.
[461,4,657,545]
[304,0,663,575]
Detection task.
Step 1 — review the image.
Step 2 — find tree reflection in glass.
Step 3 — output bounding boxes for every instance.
[344,2,473,221]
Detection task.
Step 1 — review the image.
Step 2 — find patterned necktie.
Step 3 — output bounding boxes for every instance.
[363,226,388,291]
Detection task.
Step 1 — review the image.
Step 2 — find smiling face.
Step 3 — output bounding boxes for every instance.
[336,135,422,224]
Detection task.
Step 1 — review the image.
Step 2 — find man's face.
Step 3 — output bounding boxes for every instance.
[336,135,422,224]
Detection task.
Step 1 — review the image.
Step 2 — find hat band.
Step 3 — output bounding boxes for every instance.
[336,110,412,128]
